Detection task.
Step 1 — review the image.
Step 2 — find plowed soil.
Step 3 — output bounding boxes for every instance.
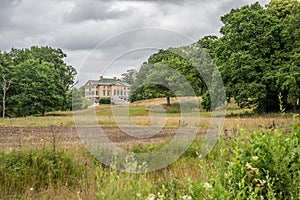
[0,126,206,150]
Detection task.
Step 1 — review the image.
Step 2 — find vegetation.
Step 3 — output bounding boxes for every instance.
[211,1,300,113]
[72,87,93,110]
[131,0,300,113]
[121,69,137,85]
[131,49,210,106]
[99,98,112,105]
[0,46,76,117]
[0,120,298,199]
[0,0,299,199]
[0,148,87,198]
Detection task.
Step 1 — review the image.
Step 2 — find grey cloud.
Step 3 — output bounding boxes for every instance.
[0,0,22,30]
[65,0,130,22]
[0,0,271,82]
[102,0,184,4]
[0,0,22,9]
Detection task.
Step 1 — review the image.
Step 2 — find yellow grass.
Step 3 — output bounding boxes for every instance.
[0,98,297,132]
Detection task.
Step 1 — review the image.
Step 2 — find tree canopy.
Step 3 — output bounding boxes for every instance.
[0,46,77,117]
[212,0,300,112]
[130,48,207,105]
[131,0,300,113]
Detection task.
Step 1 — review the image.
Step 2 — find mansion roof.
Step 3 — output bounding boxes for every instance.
[85,78,130,87]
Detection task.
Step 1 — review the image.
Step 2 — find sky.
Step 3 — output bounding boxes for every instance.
[0,0,270,86]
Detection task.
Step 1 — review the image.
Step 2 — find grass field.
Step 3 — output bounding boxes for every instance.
[0,98,297,130]
[0,98,299,199]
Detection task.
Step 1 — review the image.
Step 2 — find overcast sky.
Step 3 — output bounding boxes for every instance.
[0,0,270,85]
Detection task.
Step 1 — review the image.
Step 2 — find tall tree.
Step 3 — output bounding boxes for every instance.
[266,0,299,18]
[121,69,137,85]
[131,49,203,105]
[274,2,300,111]
[11,59,64,116]
[0,46,77,117]
[10,46,77,110]
[214,3,284,112]
[0,52,14,117]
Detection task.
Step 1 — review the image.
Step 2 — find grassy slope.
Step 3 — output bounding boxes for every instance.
[0,97,296,131]
[0,97,299,199]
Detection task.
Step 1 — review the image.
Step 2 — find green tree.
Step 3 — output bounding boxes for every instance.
[10,46,77,110]
[266,0,299,18]
[121,69,137,85]
[0,46,77,117]
[275,2,300,111]
[0,52,14,117]
[10,59,64,116]
[214,3,284,113]
[131,49,201,105]
[72,87,87,110]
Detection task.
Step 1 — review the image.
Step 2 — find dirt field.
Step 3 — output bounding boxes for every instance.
[0,126,207,150]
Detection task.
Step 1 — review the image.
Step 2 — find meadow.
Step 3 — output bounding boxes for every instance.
[0,98,299,199]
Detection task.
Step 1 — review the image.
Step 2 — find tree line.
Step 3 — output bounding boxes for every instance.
[0,46,77,117]
[130,0,300,113]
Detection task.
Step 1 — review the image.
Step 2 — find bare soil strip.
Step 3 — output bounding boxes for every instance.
[0,126,207,150]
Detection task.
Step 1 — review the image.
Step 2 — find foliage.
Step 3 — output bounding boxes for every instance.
[121,69,137,85]
[0,46,76,117]
[0,121,298,199]
[276,2,300,112]
[94,123,300,199]
[201,92,211,111]
[0,148,86,197]
[72,87,92,110]
[210,125,300,199]
[211,1,300,113]
[131,48,210,105]
[99,98,111,104]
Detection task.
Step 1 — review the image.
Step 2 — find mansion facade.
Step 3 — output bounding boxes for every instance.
[84,76,131,104]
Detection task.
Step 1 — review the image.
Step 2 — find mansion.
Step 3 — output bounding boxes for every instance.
[84,76,131,104]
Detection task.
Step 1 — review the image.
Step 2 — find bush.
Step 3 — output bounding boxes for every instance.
[201,92,211,111]
[209,125,300,199]
[0,148,86,197]
[99,98,111,104]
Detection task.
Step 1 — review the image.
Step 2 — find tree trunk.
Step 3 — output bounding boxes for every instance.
[1,78,10,118]
[2,91,5,118]
[292,104,297,113]
[166,96,171,106]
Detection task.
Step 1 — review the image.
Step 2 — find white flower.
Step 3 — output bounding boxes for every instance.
[146,193,155,200]
[157,192,164,199]
[246,162,259,174]
[136,193,141,197]
[182,194,192,200]
[203,182,212,190]
[29,187,34,191]
[252,156,258,161]
[246,162,252,169]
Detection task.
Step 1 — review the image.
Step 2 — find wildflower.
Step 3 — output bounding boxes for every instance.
[203,182,212,190]
[182,194,192,200]
[258,179,266,186]
[246,162,252,169]
[157,192,164,199]
[252,156,258,161]
[136,193,141,197]
[146,193,155,200]
[29,187,34,191]
[246,162,259,174]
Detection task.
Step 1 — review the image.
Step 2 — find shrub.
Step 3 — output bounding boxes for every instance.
[209,125,300,199]
[0,148,86,197]
[99,98,111,104]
